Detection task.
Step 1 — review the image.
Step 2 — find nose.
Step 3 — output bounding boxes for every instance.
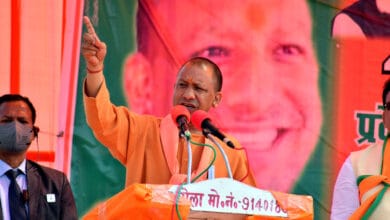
[227,63,278,119]
[182,87,195,100]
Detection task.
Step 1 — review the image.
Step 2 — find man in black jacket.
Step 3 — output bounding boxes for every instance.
[0,94,77,220]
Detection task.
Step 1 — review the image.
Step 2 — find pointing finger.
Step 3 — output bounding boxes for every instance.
[83,16,96,36]
[83,16,101,44]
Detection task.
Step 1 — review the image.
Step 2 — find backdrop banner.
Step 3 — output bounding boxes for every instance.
[70,1,390,219]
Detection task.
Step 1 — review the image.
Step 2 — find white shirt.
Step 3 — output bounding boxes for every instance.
[0,159,27,220]
[330,156,360,220]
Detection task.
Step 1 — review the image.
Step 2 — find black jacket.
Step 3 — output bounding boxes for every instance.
[0,160,78,220]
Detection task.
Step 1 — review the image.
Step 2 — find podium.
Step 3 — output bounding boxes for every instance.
[82,178,313,220]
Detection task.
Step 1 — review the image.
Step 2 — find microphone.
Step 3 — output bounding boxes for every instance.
[171,105,191,139]
[191,110,234,179]
[171,105,192,184]
[191,110,235,149]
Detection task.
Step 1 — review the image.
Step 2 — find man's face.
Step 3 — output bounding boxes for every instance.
[0,101,33,127]
[129,0,321,192]
[172,63,221,114]
[0,100,34,153]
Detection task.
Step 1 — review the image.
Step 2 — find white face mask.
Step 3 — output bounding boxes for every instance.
[0,121,33,152]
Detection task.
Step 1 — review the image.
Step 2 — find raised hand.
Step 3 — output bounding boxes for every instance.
[81,16,107,73]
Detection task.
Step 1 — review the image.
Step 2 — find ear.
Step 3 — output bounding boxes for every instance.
[123,53,153,114]
[33,126,40,137]
[212,92,222,108]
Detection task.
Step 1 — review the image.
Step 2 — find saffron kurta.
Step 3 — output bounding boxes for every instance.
[83,80,256,187]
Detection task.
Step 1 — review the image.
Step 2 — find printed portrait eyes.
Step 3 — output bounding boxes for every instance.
[191,44,305,63]
[191,46,231,59]
[272,44,305,62]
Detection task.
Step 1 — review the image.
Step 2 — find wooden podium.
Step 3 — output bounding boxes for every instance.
[82,178,313,220]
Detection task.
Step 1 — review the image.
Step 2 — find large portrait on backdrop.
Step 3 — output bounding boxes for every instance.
[123,0,321,194]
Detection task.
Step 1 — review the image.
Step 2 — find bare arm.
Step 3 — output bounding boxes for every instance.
[332,13,365,38]
[81,16,107,97]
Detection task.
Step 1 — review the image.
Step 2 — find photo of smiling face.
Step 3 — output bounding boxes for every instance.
[124,0,322,192]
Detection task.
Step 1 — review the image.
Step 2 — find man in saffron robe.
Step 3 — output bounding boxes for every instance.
[81,16,256,187]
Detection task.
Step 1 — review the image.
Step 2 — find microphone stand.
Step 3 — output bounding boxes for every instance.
[180,133,192,184]
[205,133,233,179]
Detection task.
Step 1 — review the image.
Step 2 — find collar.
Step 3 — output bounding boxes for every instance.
[0,159,27,176]
[160,114,213,184]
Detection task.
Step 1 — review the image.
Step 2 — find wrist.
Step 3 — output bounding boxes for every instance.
[86,65,104,74]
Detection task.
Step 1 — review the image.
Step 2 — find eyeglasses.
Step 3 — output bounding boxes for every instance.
[384,103,390,111]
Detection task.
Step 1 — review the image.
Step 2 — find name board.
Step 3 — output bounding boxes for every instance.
[169,178,288,217]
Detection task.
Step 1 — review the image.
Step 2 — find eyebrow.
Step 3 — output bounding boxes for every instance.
[1,115,29,121]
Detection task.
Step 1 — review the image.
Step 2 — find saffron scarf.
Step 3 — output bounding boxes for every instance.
[350,137,390,219]
[160,115,213,184]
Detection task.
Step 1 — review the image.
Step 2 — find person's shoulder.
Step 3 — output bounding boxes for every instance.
[339,0,366,14]
[352,142,382,153]
[221,134,247,158]
[350,142,383,161]
[332,12,366,37]
[222,133,240,149]
[27,160,67,177]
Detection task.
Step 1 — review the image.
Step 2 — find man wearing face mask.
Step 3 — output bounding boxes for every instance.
[0,94,77,220]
